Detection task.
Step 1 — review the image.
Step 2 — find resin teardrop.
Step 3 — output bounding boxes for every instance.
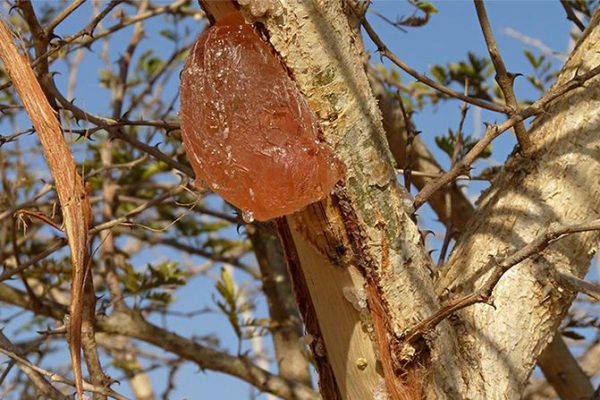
[180,12,342,221]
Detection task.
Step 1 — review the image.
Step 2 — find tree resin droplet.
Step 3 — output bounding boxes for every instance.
[180,12,343,221]
[242,210,255,223]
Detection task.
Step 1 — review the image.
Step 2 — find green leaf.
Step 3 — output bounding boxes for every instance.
[430,65,448,84]
[216,267,236,305]
[523,49,538,68]
[214,268,243,340]
[159,29,178,42]
[415,1,438,14]
[434,130,455,159]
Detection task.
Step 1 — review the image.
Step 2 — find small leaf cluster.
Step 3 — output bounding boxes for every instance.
[430,52,495,101]
[122,261,186,306]
[435,129,491,162]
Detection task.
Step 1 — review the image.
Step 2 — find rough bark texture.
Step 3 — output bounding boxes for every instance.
[242,1,465,398]
[372,71,592,399]
[370,75,474,234]
[200,1,600,398]
[436,12,600,399]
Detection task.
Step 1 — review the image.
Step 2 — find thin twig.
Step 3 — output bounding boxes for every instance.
[0,331,68,400]
[90,185,185,235]
[560,0,586,32]
[474,0,531,151]
[437,191,453,269]
[360,16,508,113]
[40,77,192,177]
[0,128,35,147]
[0,343,128,400]
[124,229,259,279]
[414,61,600,210]
[0,186,183,286]
[0,284,320,400]
[438,84,469,267]
[553,271,600,301]
[45,0,87,35]
[0,238,67,282]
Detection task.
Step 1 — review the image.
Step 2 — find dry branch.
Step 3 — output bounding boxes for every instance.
[0,18,91,399]
[413,60,600,210]
[360,15,508,114]
[0,281,319,400]
[0,331,68,399]
[405,218,600,342]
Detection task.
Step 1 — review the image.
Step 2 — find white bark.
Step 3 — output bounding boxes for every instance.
[437,12,600,399]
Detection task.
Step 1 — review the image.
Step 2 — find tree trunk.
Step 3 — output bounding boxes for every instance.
[243,1,465,398]
[436,11,600,399]
[203,1,600,398]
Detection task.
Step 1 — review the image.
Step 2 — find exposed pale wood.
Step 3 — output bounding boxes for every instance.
[288,203,379,399]
[239,1,465,398]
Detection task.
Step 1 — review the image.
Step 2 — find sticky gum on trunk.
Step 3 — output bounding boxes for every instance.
[179,11,343,221]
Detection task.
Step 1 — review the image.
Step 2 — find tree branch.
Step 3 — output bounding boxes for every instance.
[0,331,68,400]
[0,283,320,400]
[560,0,586,32]
[474,0,531,151]
[414,61,600,210]
[360,15,509,113]
[404,218,600,343]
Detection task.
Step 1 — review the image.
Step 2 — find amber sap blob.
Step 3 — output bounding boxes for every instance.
[180,12,342,221]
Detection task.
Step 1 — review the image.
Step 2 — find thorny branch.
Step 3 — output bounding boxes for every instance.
[0,331,68,400]
[0,334,128,399]
[0,282,320,400]
[361,4,600,210]
[402,218,600,344]
[360,15,509,113]
[560,0,587,32]
[474,0,531,151]
[413,61,600,210]
[3,1,599,398]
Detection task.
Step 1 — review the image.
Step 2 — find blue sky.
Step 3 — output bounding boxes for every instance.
[0,1,588,399]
